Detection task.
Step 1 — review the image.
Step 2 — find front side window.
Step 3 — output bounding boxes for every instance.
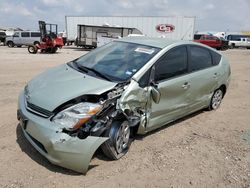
[155,46,188,82]
[75,41,160,82]
[21,32,30,37]
[189,46,212,71]
[13,32,19,37]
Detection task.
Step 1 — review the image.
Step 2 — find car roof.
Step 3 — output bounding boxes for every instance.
[117,37,179,49]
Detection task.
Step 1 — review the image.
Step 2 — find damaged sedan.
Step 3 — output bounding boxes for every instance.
[17,37,230,173]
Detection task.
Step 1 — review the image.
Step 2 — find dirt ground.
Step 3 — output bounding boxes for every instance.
[0,46,249,188]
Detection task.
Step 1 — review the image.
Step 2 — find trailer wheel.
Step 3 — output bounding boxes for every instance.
[28,45,38,54]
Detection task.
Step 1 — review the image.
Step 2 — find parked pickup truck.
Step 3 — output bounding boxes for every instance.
[194,34,229,50]
[227,35,250,49]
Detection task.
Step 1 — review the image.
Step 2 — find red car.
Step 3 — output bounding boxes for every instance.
[194,34,228,50]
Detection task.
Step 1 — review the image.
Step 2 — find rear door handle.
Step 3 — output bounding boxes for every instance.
[182,82,190,89]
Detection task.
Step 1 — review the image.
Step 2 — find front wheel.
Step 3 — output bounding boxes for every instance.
[209,88,224,110]
[101,121,131,160]
[28,45,38,54]
[7,41,14,47]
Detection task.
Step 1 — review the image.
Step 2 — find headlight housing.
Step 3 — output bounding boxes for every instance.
[52,102,102,129]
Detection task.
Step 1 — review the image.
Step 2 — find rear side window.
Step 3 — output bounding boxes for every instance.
[155,46,188,81]
[21,32,30,37]
[211,51,222,65]
[31,32,41,37]
[189,46,212,72]
[194,34,202,40]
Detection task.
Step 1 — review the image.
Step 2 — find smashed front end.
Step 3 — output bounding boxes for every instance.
[17,80,148,174]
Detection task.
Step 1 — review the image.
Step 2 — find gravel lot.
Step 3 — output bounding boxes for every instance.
[0,46,250,188]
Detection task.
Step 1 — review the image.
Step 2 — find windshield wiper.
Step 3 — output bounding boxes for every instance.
[77,65,112,81]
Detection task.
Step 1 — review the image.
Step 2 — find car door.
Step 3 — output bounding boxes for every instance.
[146,46,192,131]
[186,45,219,111]
[20,32,30,45]
[13,32,21,45]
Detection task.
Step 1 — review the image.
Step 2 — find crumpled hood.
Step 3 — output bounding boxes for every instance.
[26,64,116,111]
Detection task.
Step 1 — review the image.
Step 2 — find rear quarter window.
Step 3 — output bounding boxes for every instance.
[211,51,222,65]
[31,32,41,37]
[21,32,30,37]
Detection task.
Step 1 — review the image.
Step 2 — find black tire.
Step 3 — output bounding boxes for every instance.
[230,43,235,49]
[28,45,38,54]
[209,88,224,110]
[101,121,131,160]
[7,41,14,48]
[50,47,58,53]
[34,41,40,46]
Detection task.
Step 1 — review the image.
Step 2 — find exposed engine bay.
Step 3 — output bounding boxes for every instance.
[60,80,148,140]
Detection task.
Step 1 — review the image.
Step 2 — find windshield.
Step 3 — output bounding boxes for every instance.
[75,41,160,82]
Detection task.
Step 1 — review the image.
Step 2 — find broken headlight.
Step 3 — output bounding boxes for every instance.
[52,102,102,129]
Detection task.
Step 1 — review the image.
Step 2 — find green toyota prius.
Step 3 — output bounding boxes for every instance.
[17,37,231,173]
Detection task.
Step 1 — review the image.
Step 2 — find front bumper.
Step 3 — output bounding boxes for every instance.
[17,91,108,173]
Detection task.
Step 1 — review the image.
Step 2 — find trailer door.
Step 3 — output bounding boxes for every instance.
[85,27,93,46]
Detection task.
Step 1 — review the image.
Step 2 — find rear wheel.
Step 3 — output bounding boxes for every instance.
[230,43,235,49]
[28,45,38,54]
[209,88,224,110]
[101,121,131,160]
[7,41,14,47]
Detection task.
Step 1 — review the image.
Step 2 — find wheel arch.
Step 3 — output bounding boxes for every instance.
[219,84,227,98]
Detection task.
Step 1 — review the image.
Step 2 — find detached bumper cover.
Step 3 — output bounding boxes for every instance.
[18,91,108,173]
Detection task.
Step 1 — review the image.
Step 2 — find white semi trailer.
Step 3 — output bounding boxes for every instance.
[65,16,196,44]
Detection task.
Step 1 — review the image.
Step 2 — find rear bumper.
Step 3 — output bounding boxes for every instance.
[17,91,108,173]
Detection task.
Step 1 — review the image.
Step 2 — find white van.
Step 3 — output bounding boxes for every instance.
[5,31,41,47]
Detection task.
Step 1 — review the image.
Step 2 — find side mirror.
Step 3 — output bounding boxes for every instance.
[149,65,161,103]
[151,85,161,104]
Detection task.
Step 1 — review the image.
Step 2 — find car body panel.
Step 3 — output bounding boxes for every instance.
[146,74,192,131]
[26,64,117,111]
[18,91,108,173]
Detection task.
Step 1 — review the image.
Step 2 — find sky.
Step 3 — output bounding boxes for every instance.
[0,0,250,32]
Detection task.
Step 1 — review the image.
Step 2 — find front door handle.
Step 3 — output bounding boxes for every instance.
[182,82,190,89]
[213,73,218,78]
